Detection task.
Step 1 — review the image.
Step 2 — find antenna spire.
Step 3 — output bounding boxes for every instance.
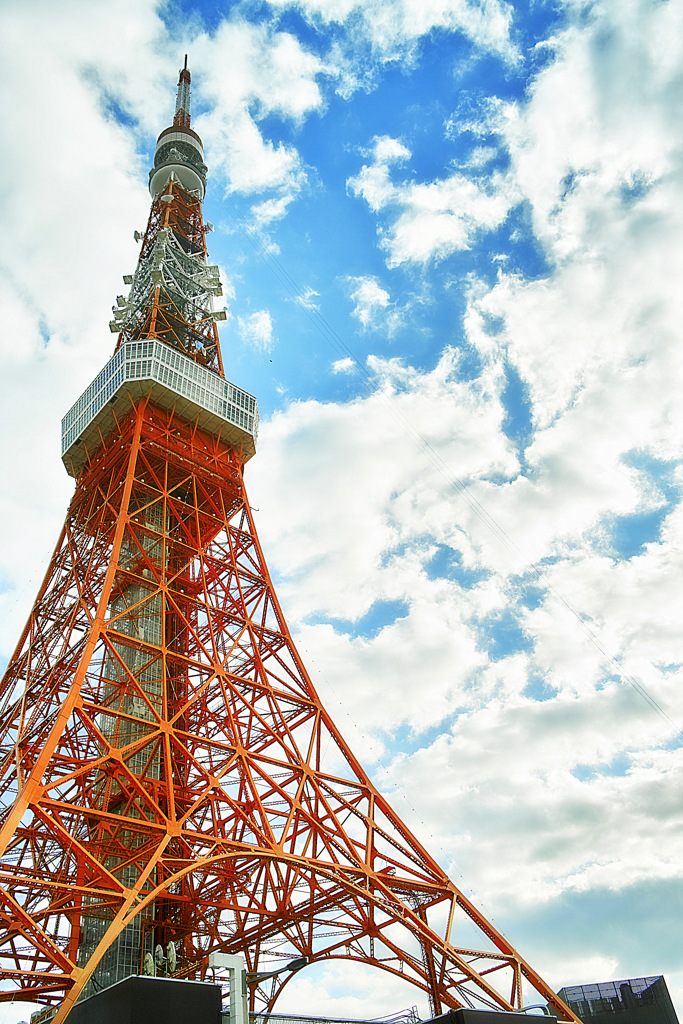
[174,55,191,129]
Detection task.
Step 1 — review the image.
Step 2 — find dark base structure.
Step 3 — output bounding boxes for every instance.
[61,977,222,1024]
[557,976,679,1024]
[57,985,553,1024]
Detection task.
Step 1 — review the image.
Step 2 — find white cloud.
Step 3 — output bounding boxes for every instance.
[348,137,517,264]
[372,135,412,163]
[247,0,683,973]
[463,145,499,168]
[444,94,511,140]
[204,104,307,205]
[332,357,354,373]
[0,0,161,664]
[297,286,321,311]
[346,135,410,211]
[346,275,404,334]
[248,326,683,945]
[268,0,518,63]
[348,276,389,323]
[386,172,515,264]
[251,193,298,225]
[248,344,517,641]
[191,19,331,212]
[196,18,327,124]
[237,309,276,352]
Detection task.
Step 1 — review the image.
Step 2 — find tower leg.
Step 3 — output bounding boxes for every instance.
[0,404,580,1024]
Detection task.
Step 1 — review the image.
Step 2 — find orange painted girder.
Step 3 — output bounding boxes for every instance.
[0,401,580,1024]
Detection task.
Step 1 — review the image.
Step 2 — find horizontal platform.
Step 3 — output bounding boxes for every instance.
[61,339,258,478]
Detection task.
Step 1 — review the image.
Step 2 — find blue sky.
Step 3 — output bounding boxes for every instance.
[1,0,683,1019]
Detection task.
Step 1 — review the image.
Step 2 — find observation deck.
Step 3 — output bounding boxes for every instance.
[61,338,259,477]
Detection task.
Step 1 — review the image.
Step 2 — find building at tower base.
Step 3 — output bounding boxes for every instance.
[557,977,679,1024]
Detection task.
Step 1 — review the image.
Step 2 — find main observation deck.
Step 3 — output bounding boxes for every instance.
[61,338,259,477]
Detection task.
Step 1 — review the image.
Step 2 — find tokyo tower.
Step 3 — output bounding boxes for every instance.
[0,61,579,1024]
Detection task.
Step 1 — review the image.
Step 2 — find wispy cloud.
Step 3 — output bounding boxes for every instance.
[346,275,404,334]
[237,310,276,352]
[347,135,517,264]
[267,0,518,63]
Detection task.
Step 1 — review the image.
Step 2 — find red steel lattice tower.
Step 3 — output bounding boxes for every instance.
[0,63,579,1024]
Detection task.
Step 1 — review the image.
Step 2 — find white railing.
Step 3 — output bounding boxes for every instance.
[61,339,258,455]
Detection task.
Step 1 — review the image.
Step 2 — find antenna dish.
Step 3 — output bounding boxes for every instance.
[155,943,165,967]
[160,194,173,203]
[143,951,155,976]
[167,941,177,973]
[134,230,143,242]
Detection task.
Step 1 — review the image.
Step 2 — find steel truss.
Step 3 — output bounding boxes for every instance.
[0,401,578,1024]
[113,181,224,375]
[0,66,578,1024]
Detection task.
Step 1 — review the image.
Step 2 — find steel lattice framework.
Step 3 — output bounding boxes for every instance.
[0,62,579,1024]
